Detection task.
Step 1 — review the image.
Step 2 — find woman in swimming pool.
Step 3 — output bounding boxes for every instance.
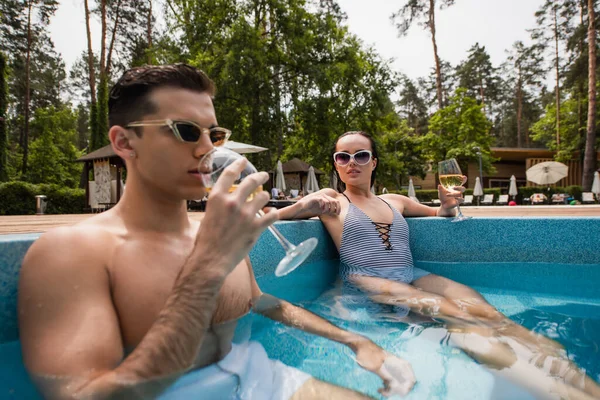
[279,131,600,400]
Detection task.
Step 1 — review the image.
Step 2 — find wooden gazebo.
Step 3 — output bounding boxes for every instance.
[76,145,124,208]
[271,158,325,192]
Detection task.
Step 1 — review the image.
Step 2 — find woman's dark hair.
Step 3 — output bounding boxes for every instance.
[331,131,378,193]
[108,63,215,131]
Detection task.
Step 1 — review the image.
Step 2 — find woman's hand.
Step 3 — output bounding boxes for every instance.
[296,191,341,217]
[437,176,466,216]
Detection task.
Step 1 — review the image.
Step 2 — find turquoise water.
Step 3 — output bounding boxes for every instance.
[252,259,600,400]
[2,259,599,400]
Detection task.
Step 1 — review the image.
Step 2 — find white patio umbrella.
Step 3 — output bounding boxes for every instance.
[408,178,416,198]
[275,160,286,192]
[224,140,268,154]
[305,166,320,193]
[526,161,568,185]
[473,176,484,206]
[330,171,339,191]
[509,175,518,199]
[592,171,600,200]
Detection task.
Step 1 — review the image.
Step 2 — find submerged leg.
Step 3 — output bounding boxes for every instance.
[446,330,596,400]
[346,274,480,325]
[346,275,599,399]
[413,274,600,399]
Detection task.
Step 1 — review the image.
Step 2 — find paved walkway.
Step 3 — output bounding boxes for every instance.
[461,205,600,217]
[1,206,599,235]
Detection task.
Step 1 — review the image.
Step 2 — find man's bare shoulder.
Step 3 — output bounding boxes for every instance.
[22,214,122,276]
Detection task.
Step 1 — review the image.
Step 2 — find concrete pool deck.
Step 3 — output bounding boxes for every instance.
[0,205,599,234]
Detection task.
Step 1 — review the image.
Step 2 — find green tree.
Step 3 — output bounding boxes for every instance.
[582,0,598,190]
[21,0,58,175]
[532,0,578,148]
[397,76,429,134]
[531,97,584,161]
[391,0,455,110]
[455,43,501,115]
[0,0,60,176]
[163,0,400,176]
[377,123,430,190]
[27,106,83,187]
[503,41,546,147]
[424,88,495,174]
[561,0,589,149]
[67,52,100,105]
[76,103,90,150]
[83,0,151,151]
[0,52,7,181]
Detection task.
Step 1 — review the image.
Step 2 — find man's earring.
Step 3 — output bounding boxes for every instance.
[129,151,136,158]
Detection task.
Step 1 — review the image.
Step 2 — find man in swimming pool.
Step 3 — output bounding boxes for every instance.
[17,64,414,399]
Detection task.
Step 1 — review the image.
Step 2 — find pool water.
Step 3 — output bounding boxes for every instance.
[2,259,598,400]
[252,259,600,400]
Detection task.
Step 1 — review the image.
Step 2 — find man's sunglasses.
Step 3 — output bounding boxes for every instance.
[125,119,232,146]
[333,150,373,166]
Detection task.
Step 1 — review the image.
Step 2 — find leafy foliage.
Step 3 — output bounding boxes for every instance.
[0,52,7,182]
[0,181,85,215]
[425,89,495,174]
[1,0,600,213]
[26,106,83,187]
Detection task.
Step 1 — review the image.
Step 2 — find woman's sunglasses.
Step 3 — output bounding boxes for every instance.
[126,119,232,146]
[333,150,373,166]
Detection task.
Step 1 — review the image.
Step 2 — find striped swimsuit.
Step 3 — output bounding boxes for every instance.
[339,194,430,317]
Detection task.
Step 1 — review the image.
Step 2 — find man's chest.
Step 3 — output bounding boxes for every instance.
[109,244,254,348]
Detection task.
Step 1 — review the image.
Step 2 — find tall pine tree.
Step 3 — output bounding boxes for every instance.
[391,0,455,110]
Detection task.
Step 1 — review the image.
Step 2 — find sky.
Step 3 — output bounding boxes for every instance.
[49,0,546,84]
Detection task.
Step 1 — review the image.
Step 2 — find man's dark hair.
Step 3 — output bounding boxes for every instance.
[332,131,379,193]
[108,63,215,130]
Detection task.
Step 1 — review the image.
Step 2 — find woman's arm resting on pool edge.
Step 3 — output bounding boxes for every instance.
[18,227,231,400]
[277,189,341,220]
[394,184,463,218]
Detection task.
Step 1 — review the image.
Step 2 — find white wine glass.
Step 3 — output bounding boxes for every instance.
[438,158,471,223]
[199,147,318,276]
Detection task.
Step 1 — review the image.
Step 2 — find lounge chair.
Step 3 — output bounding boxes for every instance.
[462,195,473,206]
[481,194,494,205]
[496,194,509,205]
[432,199,441,205]
[582,192,596,204]
[551,193,568,205]
[530,193,547,205]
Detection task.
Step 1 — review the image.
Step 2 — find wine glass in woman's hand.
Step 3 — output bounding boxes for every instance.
[438,158,471,222]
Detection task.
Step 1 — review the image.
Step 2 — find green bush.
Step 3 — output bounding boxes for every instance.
[0,181,85,215]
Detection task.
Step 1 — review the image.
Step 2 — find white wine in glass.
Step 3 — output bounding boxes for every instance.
[438,159,471,222]
[205,184,264,201]
[199,147,318,276]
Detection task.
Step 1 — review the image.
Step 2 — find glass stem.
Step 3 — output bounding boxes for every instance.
[256,210,295,252]
[455,202,465,218]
